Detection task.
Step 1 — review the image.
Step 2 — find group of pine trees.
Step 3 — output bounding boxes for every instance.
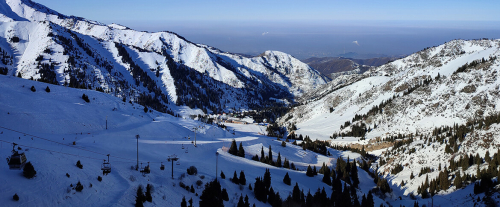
[199,180,230,207]
[230,170,246,185]
[134,184,153,207]
[286,181,375,207]
[298,136,330,155]
[376,111,500,198]
[228,139,245,157]
[250,145,295,170]
[253,169,276,204]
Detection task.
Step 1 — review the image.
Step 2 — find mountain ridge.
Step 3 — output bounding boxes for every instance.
[0,0,329,115]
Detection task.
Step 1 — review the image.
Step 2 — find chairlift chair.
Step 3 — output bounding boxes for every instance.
[181,144,184,149]
[176,161,180,165]
[140,162,151,175]
[101,154,111,175]
[160,162,165,170]
[7,143,27,170]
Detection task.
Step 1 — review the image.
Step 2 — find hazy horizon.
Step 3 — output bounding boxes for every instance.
[35,0,500,60]
[121,20,500,59]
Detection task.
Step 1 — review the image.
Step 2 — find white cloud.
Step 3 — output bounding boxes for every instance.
[262,32,269,36]
[353,40,360,46]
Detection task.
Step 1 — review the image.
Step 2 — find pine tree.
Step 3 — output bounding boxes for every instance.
[351,161,359,188]
[361,194,367,207]
[322,166,331,185]
[270,187,278,206]
[273,192,282,207]
[260,146,265,163]
[237,142,245,157]
[283,172,291,185]
[135,185,145,207]
[292,182,301,202]
[237,195,245,207]
[188,198,193,207]
[367,191,374,207]
[145,184,153,202]
[268,145,273,164]
[221,188,229,201]
[244,195,250,207]
[454,172,462,189]
[305,190,313,207]
[276,152,282,167]
[313,166,317,176]
[264,168,271,190]
[229,139,238,155]
[485,151,491,163]
[30,86,36,92]
[239,171,246,185]
[45,86,50,92]
[23,162,36,179]
[306,165,314,177]
[283,158,290,169]
[232,171,239,184]
[181,196,187,207]
[220,171,225,179]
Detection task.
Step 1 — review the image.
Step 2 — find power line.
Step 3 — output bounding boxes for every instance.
[0,125,111,157]
[0,125,165,164]
[0,139,102,161]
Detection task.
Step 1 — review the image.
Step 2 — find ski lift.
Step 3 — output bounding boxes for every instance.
[140,162,150,175]
[101,154,111,175]
[6,143,27,170]
[160,162,165,170]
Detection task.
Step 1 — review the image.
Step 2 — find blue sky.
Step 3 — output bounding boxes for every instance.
[36,0,500,22]
[36,0,500,59]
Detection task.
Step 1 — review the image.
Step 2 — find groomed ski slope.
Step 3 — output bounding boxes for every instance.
[0,75,346,206]
[0,74,488,206]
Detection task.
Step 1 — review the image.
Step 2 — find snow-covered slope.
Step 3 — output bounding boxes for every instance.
[279,39,500,199]
[0,74,493,206]
[0,74,356,206]
[282,39,500,140]
[0,0,328,114]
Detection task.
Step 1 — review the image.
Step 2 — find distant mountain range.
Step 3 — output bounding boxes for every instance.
[302,56,398,79]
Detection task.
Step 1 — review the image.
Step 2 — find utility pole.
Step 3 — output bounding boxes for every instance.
[168,154,179,179]
[136,134,140,171]
[192,126,199,147]
[106,116,108,130]
[215,152,219,181]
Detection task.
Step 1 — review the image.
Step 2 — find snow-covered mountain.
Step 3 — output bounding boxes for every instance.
[0,0,328,114]
[279,39,500,197]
